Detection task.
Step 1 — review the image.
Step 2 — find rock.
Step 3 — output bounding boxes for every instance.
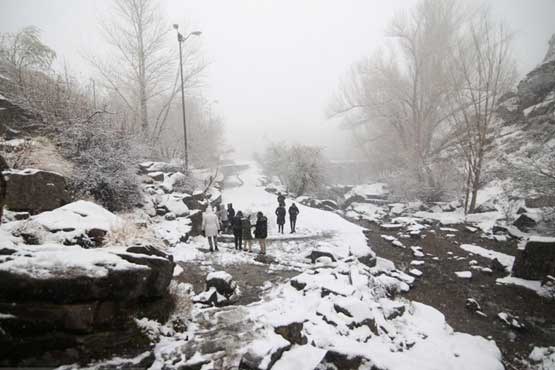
[317,350,367,370]
[0,244,175,367]
[490,258,507,273]
[492,225,509,235]
[0,245,174,303]
[465,298,481,312]
[157,194,190,217]
[525,195,555,208]
[512,237,555,280]
[206,271,237,299]
[274,322,307,345]
[3,169,71,214]
[513,213,538,231]
[156,207,168,216]
[165,212,176,221]
[187,210,203,236]
[238,332,290,370]
[13,212,30,220]
[306,250,337,264]
[497,312,525,331]
[357,252,377,268]
[148,172,165,182]
[473,200,497,213]
[290,278,307,291]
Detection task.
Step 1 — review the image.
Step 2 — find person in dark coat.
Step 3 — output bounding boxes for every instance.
[241,214,254,252]
[232,210,243,250]
[288,203,299,233]
[254,212,268,255]
[277,192,286,207]
[275,205,286,234]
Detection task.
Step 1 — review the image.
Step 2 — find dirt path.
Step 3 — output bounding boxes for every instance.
[359,220,555,370]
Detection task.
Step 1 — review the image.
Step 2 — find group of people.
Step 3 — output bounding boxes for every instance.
[201,203,268,254]
[275,192,299,234]
[200,192,300,254]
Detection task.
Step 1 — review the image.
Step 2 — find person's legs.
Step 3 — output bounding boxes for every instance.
[290,219,294,233]
[292,218,296,233]
[208,236,214,251]
[234,233,239,249]
[238,234,243,250]
[214,236,219,251]
[260,239,266,254]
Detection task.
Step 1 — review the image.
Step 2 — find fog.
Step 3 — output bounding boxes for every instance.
[1,0,554,160]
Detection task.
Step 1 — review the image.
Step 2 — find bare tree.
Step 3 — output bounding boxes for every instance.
[329,0,465,199]
[89,0,205,138]
[448,9,516,213]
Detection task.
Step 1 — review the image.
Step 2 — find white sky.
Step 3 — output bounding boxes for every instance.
[1,0,555,160]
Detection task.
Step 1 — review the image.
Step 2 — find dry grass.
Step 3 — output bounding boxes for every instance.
[104,214,163,248]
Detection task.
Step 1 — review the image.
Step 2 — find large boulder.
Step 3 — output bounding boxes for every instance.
[193,271,238,306]
[512,237,555,280]
[3,169,70,214]
[0,243,175,367]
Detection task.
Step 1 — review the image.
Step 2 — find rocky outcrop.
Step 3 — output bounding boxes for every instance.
[512,237,555,280]
[3,169,71,214]
[0,244,175,367]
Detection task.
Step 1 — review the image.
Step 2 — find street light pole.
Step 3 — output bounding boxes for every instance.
[173,25,201,171]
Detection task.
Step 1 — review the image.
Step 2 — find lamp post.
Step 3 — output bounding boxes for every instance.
[173,24,201,171]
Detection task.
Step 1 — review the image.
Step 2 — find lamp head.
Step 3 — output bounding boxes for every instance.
[172,24,179,30]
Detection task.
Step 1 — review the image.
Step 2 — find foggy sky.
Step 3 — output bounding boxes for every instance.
[1,0,554,160]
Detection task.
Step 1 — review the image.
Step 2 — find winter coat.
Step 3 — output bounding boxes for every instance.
[254,216,268,239]
[202,209,220,237]
[289,204,299,219]
[241,218,253,240]
[275,206,286,225]
[227,207,236,220]
[231,215,243,234]
[217,207,228,222]
[277,194,285,207]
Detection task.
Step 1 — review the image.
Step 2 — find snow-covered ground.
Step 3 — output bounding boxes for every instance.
[143,164,506,370]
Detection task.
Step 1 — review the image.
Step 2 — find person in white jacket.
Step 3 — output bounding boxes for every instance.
[202,206,221,252]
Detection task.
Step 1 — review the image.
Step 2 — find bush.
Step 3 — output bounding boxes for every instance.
[258,143,328,196]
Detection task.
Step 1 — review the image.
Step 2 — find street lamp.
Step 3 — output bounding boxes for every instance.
[173,24,201,170]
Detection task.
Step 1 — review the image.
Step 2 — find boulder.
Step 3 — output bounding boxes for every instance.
[3,169,70,214]
[525,195,555,208]
[473,200,497,214]
[274,322,307,345]
[513,213,538,231]
[0,244,174,367]
[306,250,337,264]
[187,210,203,236]
[317,350,367,370]
[512,237,555,280]
[465,298,481,312]
[206,271,237,299]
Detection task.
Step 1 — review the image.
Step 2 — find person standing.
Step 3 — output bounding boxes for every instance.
[277,192,286,207]
[201,207,220,252]
[254,211,268,255]
[275,205,286,234]
[227,204,235,226]
[242,214,254,252]
[288,203,299,233]
[232,210,243,250]
[217,204,228,233]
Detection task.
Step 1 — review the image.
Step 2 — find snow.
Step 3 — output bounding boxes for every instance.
[410,260,425,266]
[33,200,122,233]
[409,269,423,277]
[496,276,554,298]
[455,271,472,279]
[0,313,16,319]
[157,193,190,217]
[272,345,327,370]
[206,270,233,283]
[348,202,385,222]
[529,347,555,369]
[459,244,515,270]
[344,183,389,200]
[0,244,147,279]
